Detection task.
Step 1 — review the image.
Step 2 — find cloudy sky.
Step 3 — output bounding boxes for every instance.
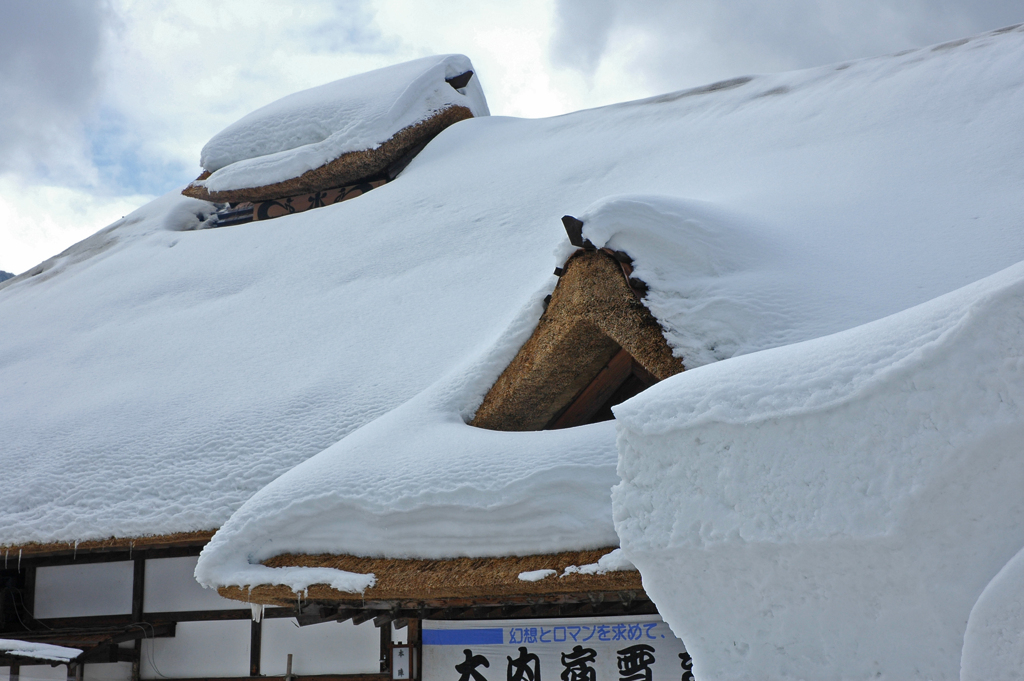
[1,0,1020,275]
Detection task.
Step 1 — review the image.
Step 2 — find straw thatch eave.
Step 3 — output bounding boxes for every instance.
[182,105,474,205]
[218,547,644,608]
[471,248,683,431]
[0,530,216,560]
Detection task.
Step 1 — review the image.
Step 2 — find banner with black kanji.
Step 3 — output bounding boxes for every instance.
[421,616,692,681]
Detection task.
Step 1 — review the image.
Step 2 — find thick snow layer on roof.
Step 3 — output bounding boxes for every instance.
[0,25,1022,608]
[962,544,1024,681]
[196,54,488,192]
[612,260,1024,680]
[194,26,1024,592]
[0,639,81,663]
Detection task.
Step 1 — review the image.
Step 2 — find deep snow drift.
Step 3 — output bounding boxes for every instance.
[196,54,489,193]
[0,32,1021,669]
[612,258,1024,679]
[962,544,1024,681]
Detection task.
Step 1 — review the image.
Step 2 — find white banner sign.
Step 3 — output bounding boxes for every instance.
[422,616,692,681]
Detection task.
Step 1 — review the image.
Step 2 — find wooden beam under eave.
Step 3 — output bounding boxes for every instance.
[548,349,633,429]
[351,611,377,626]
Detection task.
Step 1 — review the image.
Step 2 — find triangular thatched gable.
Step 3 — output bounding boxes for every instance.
[472,245,683,432]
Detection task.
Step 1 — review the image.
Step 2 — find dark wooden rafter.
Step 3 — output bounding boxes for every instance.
[351,610,378,626]
[82,645,140,664]
[23,621,176,646]
[240,591,655,624]
[295,603,341,627]
[373,611,397,627]
[548,348,634,428]
[27,608,283,630]
[546,349,658,429]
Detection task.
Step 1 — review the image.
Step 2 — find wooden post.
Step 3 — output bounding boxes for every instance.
[132,559,145,621]
[284,653,293,681]
[22,565,35,619]
[132,640,142,681]
[10,662,19,681]
[249,619,262,676]
[380,620,392,673]
[407,619,421,681]
[131,558,145,681]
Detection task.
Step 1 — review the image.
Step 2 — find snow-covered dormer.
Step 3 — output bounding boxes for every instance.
[182,54,488,222]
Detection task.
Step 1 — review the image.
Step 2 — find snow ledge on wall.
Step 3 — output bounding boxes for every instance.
[612,259,1024,680]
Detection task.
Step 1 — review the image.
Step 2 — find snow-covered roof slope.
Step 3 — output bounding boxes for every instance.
[194,26,1024,591]
[612,257,1024,680]
[0,639,81,663]
[196,54,488,193]
[2,25,1024,591]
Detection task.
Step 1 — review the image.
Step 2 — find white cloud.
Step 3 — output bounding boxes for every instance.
[0,0,108,182]
[549,0,1024,96]
[0,174,151,275]
[1,0,1020,274]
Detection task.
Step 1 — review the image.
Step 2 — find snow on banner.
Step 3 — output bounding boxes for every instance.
[421,617,692,681]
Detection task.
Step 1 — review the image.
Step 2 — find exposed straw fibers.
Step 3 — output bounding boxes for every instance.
[471,250,683,431]
[1,529,216,558]
[219,547,643,606]
[182,106,474,204]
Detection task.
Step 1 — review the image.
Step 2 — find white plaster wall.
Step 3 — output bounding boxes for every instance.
[144,557,240,612]
[260,618,379,675]
[82,662,131,681]
[9,666,66,681]
[34,562,133,618]
[141,620,249,679]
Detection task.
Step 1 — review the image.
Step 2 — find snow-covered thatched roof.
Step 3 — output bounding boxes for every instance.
[182,54,489,203]
[3,27,1024,679]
